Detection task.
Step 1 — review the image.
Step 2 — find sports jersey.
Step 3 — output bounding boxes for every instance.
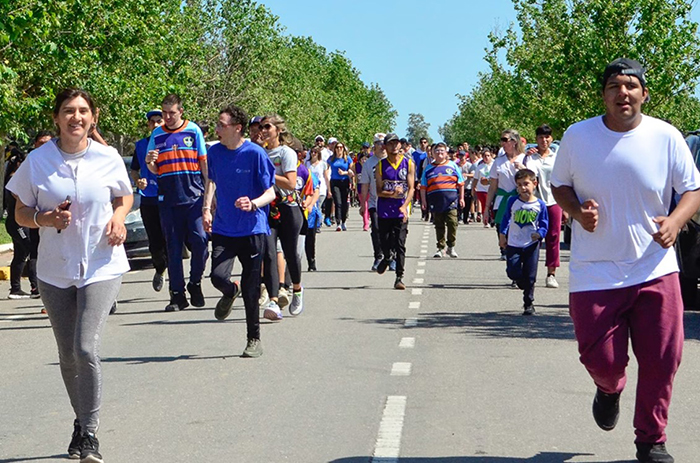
[420,160,464,212]
[147,120,207,206]
[377,155,412,219]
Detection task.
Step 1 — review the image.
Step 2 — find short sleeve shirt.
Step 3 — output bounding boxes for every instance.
[267,145,299,205]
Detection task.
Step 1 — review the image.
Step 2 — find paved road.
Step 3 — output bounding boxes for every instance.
[1,214,699,463]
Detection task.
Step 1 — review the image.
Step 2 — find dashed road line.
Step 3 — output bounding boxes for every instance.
[391,362,412,376]
[417,261,426,267]
[371,395,407,463]
[416,269,425,275]
[399,337,415,348]
[404,317,418,327]
[411,288,423,295]
[408,301,421,309]
[412,278,424,284]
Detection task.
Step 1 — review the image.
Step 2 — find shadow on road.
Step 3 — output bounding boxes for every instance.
[0,454,68,462]
[684,310,700,342]
[364,311,576,341]
[99,354,239,364]
[328,453,634,463]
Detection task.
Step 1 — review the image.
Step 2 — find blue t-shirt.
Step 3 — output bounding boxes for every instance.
[147,120,207,206]
[131,137,159,205]
[420,161,464,212]
[207,140,275,238]
[328,155,352,181]
[412,150,427,179]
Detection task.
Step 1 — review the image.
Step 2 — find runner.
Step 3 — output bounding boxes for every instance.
[420,141,465,258]
[203,104,275,358]
[328,141,353,231]
[130,109,167,292]
[358,133,386,271]
[551,58,700,463]
[8,88,133,463]
[473,148,494,228]
[145,94,209,312]
[353,142,371,231]
[375,133,415,290]
[412,137,429,220]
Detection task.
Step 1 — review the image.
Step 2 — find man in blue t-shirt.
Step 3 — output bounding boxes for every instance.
[203,104,275,358]
[145,94,210,312]
[412,137,429,220]
[130,109,168,292]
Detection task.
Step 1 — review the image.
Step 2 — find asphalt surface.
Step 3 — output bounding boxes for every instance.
[1,213,699,463]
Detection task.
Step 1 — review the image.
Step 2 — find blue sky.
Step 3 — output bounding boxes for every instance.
[259,0,700,142]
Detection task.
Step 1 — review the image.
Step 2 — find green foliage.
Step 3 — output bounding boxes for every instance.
[405,113,432,146]
[443,0,700,145]
[0,0,396,151]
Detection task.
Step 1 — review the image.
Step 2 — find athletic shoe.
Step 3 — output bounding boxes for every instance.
[433,249,443,258]
[289,288,304,316]
[324,217,332,227]
[522,305,536,315]
[68,419,81,459]
[315,227,321,234]
[394,278,406,290]
[242,338,263,358]
[308,259,317,272]
[389,260,396,272]
[592,389,620,431]
[376,259,390,275]
[336,225,342,232]
[511,280,518,288]
[263,301,283,321]
[215,281,240,321]
[499,254,507,261]
[165,291,189,312]
[371,258,382,272]
[635,442,674,463]
[152,271,165,292]
[109,301,117,315]
[79,432,103,463]
[259,284,269,308]
[8,290,30,299]
[277,287,290,310]
[447,247,458,258]
[187,282,206,307]
[546,275,559,288]
[341,222,347,231]
[30,288,41,299]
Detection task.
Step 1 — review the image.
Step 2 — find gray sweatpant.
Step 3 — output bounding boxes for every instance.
[39,276,122,433]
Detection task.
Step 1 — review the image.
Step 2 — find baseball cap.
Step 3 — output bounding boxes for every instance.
[249,116,263,127]
[315,135,325,142]
[435,141,448,149]
[373,133,386,143]
[384,133,399,144]
[361,142,371,148]
[602,58,646,89]
[146,109,162,120]
[328,137,338,144]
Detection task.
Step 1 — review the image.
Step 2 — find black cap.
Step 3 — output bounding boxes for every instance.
[384,133,399,144]
[602,58,646,89]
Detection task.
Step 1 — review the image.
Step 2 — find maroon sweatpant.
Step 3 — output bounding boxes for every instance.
[569,273,684,444]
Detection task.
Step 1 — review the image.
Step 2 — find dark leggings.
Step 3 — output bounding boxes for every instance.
[331,179,350,224]
[305,222,317,264]
[263,203,303,298]
[5,215,37,292]
[210,233,264,339]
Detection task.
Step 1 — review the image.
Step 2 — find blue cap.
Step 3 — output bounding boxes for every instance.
[362,142,370,148]
[146,109,162,120]
[249,116,263,127]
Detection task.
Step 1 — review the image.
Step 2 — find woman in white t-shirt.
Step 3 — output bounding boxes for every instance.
[473,148,494,228]
[7,88,133,462]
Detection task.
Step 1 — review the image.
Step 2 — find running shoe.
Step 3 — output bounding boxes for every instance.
[289,288,304,316]
[277,287,290,309]
[68,419,81,459]
[447,247,458,258]
[341,222,347,231]
[336,225,342,232]
[308,259,317,272]
[499,254,507,261]
[8,290,31,300]
[546,275,559,288]
[433,249,443,258]
[187,282,206,307]
[165,291,189,312]
[79,432,103,463]
[215,281,241,321]
[635,443,673,463]
[593,389,620,431]
[324,217,332,227]
[259,284,270,308]
[376,259,390,275]
[30,288,41,299]
[394,278,406,290]
[522,305,536,316]
[242,338,263,358]
[263,301,283,321]
[152,271,165,292]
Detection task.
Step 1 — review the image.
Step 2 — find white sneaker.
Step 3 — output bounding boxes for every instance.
[258,284,269,308]
[546,275,559,288]
[263,301,283,321]
[289,288,304,316]
[277,287,290,309]
[447,247,458,258]
[433,249,443,258]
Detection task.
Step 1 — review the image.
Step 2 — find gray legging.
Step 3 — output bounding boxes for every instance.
[39,276,123,433]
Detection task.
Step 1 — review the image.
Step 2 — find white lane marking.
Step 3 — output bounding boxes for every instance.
[371,395,407,463]
[411,288,423,295]
[399,337,415,348]
[0,314,31,322]
[129,270,143,275]
[391,362,412,376]
[420,245,427,250]
[421,240,428,244]
[412,278,424,284]
[409,301,421,309]
[417,261,426,267]
[416,269,425,275]
[404,317,418,327]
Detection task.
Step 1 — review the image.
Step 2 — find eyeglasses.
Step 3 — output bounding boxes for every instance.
[500,137,511,142]
[261,123,274,130]
[216,121,234,129]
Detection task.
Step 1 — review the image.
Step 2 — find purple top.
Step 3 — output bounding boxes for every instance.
[377,155,411,219]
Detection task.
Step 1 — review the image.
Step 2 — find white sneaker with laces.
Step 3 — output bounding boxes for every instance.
[258,284,269,307]
[546,275,559,288]
[433,249,443,258]
[447,247,458,258]
[289,288,304,316]
[263,301,283,321]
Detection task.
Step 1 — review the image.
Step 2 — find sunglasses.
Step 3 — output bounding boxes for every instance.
[261,123,274,130]
[500,137,511,142]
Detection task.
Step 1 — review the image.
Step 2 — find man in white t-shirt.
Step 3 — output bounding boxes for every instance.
[359,133,386,271]
[551,58,700,463]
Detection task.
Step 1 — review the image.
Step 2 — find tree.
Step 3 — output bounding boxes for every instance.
[442,0,700,145]
[405,113,432,146]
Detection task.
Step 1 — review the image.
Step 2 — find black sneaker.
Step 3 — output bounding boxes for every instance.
[165,291,189,312]
[79,432,103,463]
[308,259,317,272]
[152,271,165,292]
[214,281,241,321]
[376,259,390,275]
[67,419,81,459]
[635,442,674,463]
[522,305,536,315]
[187,282,205,307]
[592,389,620,431]
[8,290,31,300]
[30,288,41,299]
